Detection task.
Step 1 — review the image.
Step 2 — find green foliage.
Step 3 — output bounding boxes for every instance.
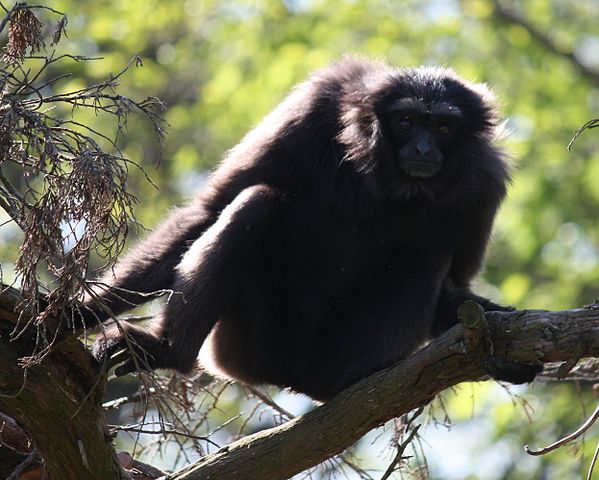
[41,0,599,307]
[2,0,599,478]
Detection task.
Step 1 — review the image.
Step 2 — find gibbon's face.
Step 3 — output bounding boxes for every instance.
[368,67,498,200]
[383,98,464,179]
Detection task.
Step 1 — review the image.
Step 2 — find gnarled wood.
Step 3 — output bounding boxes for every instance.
[0,286,124,480]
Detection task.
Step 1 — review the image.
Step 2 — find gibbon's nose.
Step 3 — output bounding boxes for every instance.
[415,138,431,155]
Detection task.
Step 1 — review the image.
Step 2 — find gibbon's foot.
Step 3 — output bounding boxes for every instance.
[92,323,166,377]
[485,356,542,384]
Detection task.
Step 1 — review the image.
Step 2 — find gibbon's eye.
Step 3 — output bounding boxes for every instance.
[395,118,412,134]
[438,124,451,136]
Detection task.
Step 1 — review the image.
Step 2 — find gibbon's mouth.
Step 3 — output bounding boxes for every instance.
[400,161,441,179]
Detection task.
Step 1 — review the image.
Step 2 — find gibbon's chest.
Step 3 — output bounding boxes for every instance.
[280,198,455,308]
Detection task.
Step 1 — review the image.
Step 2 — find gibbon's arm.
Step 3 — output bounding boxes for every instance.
[92,184,283,374]
[448,195,502,288]
[81,198,217,327]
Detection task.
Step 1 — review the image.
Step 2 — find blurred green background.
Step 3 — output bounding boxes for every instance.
[1,0,599,478]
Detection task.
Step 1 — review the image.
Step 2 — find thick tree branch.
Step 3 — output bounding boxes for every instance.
[2,285,599,480]
[169,306,599,480]
[170,318,489,480]
[0,286,125,480]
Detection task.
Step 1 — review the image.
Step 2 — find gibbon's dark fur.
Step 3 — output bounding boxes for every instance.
[85,57,539,400]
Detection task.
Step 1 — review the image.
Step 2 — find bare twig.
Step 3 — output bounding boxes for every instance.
[102,388,155,411]
[380,407,424,480]
[245,385,295,420]
[525,403,599,456]
[587,441,599,480]
[568,119,599,151]
[0,4,166,358]
[110,423,218,446]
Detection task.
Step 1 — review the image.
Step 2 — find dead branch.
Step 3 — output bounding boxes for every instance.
[568,119,599,150]
[0,3,166,351]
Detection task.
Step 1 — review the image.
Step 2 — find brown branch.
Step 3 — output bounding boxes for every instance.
[166,306,599,480]
[0,286,124,479]
[117,451,165,479]
[491,1,599,87]
[4,284,599,479]
[0,411,31,454]
[168,305,490,480]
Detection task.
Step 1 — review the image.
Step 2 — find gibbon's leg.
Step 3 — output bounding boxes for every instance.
[80,200,216,327]
[315,254,446,399]
[92,184,282,375]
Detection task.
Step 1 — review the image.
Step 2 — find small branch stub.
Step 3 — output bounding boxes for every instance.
[457,300,487,329]
[457,300,489,353]
[557,343,585,380]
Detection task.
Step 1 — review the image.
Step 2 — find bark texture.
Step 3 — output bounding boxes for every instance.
[1,285,598,480]
[0,286,124,480]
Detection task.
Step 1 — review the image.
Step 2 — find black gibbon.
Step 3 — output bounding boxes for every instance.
[82,57,539,400]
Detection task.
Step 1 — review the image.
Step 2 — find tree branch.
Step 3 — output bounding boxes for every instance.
[169,306,599,480]
[0,286,125,480]
[490,0,599,87]
[2,284,599,479]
